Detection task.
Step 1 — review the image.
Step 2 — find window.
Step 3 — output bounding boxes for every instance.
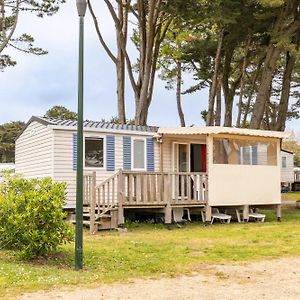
[240,145,258,165]
[133,139,145,169]
[85,137,104,168]
[282,156,287,168]
[178,144,189,172]
[213,138,277,166]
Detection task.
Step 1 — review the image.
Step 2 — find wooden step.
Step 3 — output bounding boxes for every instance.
[71,220,102,225]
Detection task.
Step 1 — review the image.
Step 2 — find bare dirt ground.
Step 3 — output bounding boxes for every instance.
[19,257,300,300]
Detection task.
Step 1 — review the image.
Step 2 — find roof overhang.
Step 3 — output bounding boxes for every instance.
[157,126,290,139]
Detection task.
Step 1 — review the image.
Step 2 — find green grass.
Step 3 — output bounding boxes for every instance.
[1,202,300,298]
[282,191,300,201]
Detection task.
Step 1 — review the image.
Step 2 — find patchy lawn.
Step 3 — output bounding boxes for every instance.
[1,202,300,299]
[282,191,300,202]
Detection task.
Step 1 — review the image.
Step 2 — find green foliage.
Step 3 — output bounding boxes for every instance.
[45,106,77,120]
[0,176,73,259]
[0,0,65,70]
[100,116,135,125]
[0,121,25,163]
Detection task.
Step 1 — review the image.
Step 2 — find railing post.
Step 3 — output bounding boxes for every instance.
[204,175,208,203]
[90,172,97,234]
[164,173,172,224]
[117,169,125,226]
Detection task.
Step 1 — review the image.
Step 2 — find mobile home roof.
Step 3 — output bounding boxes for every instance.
[17,116,159,139]
[157,126,290,139]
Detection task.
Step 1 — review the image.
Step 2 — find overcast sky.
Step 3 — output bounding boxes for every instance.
[1,1,299,137]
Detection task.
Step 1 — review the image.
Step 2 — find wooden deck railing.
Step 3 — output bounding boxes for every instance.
[84,170,208,230]
[121,171,208,205]
[83,173,95,206]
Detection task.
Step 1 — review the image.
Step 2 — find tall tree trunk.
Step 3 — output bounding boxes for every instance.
[242,57,264,127]
[116,57,126,124]
[223,90,236,127]
[275,51,296,131]
[263,84,273,130]
[236,38,251,127]
[249,44,281,129]
[88,0,129,123]
[115,0,128,124]
[215,80,222,126]
[222,47,240,127]
[206,28,224,126]
[133,0,171,125]
[176,61,185,127]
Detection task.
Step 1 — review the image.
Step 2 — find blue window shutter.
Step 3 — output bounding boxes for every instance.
[123,136,131,170]
[73,133,77,171]
[146,137,155,172]
[106,135,115,171]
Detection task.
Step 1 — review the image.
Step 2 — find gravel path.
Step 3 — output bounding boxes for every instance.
[18,256,300,300]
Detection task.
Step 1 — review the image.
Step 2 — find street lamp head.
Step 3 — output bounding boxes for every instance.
[76,0,87,17]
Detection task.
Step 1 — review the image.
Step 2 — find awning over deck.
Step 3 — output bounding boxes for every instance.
[157,126,290,139]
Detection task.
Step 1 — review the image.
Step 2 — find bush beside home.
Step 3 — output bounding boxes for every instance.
[0,176,73,259]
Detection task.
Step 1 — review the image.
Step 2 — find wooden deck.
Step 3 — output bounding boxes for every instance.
[83,170,208,231]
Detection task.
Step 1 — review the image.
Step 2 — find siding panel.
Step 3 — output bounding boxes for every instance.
[15,122,53,177]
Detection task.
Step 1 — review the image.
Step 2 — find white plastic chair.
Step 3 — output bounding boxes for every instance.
[211,208,231,224]
[172,207,191,223]
[248,209,265,222]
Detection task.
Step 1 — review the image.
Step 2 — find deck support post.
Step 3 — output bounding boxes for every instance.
[117,170,125,226]
[205,205,212,222]
[243,205,249,222]
[276,204,282,222]
[164,202,172,224]
[164,173,172,224]
[90,172,97,234]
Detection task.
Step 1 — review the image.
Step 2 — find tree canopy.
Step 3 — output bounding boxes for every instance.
[45,106,77,120]
[88,0,299,130]
[0,0,65,70]
[0,121,25,162]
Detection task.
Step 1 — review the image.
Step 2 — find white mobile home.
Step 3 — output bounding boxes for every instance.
[15,116,159,208]
[280,150,294,190]
[15,116,289,228]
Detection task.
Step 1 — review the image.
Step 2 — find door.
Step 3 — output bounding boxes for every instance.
[173,144,189,198]
[173,143,207,199]
[190,144,206,172]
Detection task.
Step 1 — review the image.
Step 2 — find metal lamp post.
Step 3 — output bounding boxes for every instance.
[75,0,87,270]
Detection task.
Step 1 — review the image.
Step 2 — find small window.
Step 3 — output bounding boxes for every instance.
[282,156,287,168]
[133,139,145,169]
[85,137,104,168]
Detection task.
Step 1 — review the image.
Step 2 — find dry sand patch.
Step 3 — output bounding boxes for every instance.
[19,257,300,300]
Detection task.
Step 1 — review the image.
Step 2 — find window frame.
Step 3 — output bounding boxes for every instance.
[282,156,287,168]
[131,137,147,171]
[172,142,190,172]
[84,135,106,169]
[239,145,259,165]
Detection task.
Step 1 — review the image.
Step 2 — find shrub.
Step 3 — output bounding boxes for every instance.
[0,176,73,259]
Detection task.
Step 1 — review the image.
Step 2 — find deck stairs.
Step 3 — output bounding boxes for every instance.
[72,205,117,231]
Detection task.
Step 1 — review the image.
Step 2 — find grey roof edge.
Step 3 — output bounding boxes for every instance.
[15,116,54,141]
[281,149,294,155]
[16,116,159,140]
